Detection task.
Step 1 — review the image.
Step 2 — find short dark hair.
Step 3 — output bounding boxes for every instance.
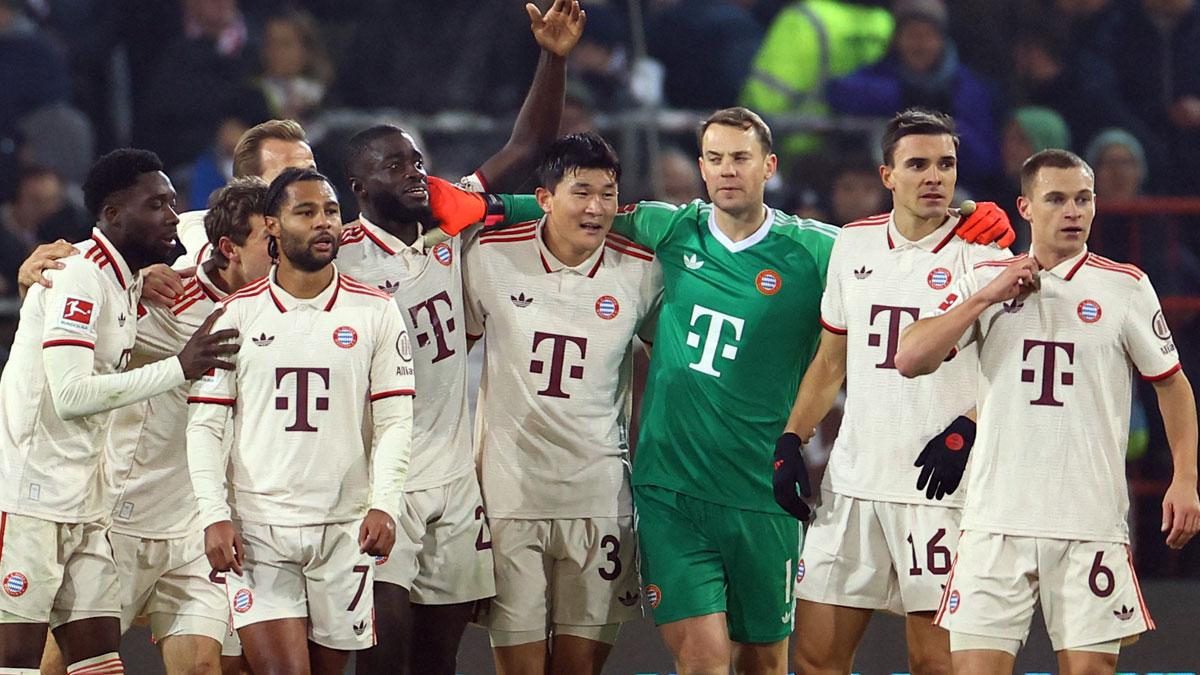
[264,167,334,217]
[881,108,959,166]
[698,107,773,155]
[82,148,164,217]
[536,132,621,190]
[344,124,407,179]
[233,119,308,178]
[205,177,268,268]
[1019,149,1094,197]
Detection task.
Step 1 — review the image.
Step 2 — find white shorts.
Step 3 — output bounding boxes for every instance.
[110,531,230,644]
[376,472,495,604]
[936,531,1153,651]
[796,491,961,614]
[0,512,120,628]
[486,516,641,645]
[225,521,376,650]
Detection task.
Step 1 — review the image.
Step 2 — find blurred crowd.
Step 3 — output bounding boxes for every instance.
[1,0,1199,297]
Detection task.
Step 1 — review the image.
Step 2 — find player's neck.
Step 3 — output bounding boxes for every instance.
[275,260,336,299]
[713,203,767,242]
[893,208,945,242]
[542,219,596,267]
[1031,241,1085,271]
[102,225,152,275]
[204,258,236,295]
[364,207,421,246]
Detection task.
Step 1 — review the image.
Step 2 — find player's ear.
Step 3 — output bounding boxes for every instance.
[534,186,554,214]
[264,215,281,238]
[347,176,363,195]
[1016,195,1032,222]
[218,236,239,264]
[879,164,895,191]
[763,153,778,180]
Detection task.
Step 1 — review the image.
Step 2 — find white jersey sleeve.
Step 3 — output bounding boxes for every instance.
[1120,275,1181,380]
[818,222,851,334]
[366,301,416,520]
[186,305,238,527]
[177,209,210,261]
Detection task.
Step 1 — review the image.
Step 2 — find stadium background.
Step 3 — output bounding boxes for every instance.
[0,0,1197,672]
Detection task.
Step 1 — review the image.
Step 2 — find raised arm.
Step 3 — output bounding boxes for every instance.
[474,0,585,192]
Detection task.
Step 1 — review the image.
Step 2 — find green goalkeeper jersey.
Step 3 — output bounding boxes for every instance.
[499,196,838,513]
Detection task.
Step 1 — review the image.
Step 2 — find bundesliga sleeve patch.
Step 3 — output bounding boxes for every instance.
[59,296,98,334]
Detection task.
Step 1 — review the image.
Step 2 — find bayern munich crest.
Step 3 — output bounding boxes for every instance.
[646,584,662,608]
[947,590,961,613]
[927,267,952,290]
[796,559,806,583]
[374,555,388,565]
[233,589,253,613]
[595,295,620,320]
[432,242,453,266]
[333,326,359,348]
[756,269,782,295]
[3,572,28,597]
[1077,299,1102,324]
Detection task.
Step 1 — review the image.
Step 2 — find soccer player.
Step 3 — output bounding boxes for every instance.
[426,106,1014,674]
[99,178,275,675]
[337,4,584,673]
[186,168,414,675]
[894,149,1200,674]
[0,148,237,674]
[776,109,1011,675]
[463,132,658,674]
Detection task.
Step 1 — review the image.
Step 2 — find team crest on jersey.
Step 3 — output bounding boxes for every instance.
[796,559,806,583]
[59,297,96,332]
[333,326,358,348]
[756,269,782,295]
[1077,299,1102,323]
[233,589,253,613]
[1152,309,1172,340]
[645,584,662,608]
[947,590,960,613]
[374,555,388,565]
[432,242,453,266]
[3,572,28,597]
[595,295,620,320]
[927,268,952,290]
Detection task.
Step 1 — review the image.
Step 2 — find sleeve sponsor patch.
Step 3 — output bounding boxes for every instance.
[59,296,97,334]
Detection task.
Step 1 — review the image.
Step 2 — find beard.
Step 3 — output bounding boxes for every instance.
[374,190,437,231]
[278,230,338,272]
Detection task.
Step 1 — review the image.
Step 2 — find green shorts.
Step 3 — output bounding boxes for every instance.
[633,484,802,643]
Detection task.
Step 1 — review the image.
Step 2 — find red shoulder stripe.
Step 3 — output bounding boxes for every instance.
[479,223,537,240]
[604,241,654,262]
[480,234,536,245]
[974,252,1028,269]
[604,231,653,255]
[339,276,391,300]
[843,213,890,228]
[223,277,271,304]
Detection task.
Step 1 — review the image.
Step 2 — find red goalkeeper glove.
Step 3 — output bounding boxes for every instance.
[954,201,1016,248]
[426,176,505,237]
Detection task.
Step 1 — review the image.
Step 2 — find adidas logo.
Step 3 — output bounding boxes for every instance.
[683,253,704,270]
[853,266,872,279]
[378,280,400,295]
[352,620,367,635]
[118,312,127,326]
[252,333,275,347]
[1002,299,1024,313]
[511,293,533,308]
[618,591,640,607]
[1113,605,1135,621]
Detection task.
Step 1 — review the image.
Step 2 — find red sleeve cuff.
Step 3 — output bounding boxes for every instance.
[43,339,96,349]
[187,396,236,406]
[370,389,416,401]
[1143,363,1182,382]
[819,318,847,335]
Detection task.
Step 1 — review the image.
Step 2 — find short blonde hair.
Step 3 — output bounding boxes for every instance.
[232,119,308,178]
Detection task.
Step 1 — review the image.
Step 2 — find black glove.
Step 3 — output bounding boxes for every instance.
[773,432,812,520]
[915,416,976,500]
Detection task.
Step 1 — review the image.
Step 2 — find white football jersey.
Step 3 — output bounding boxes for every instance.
[106,263,227,538]
[463,218,663,519]
[177,209,209,261]
[0,229,183,522]
[336,216,473,491]
[187,266,415,526]
[938,248,1181,542]
[820,212,1007,505]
